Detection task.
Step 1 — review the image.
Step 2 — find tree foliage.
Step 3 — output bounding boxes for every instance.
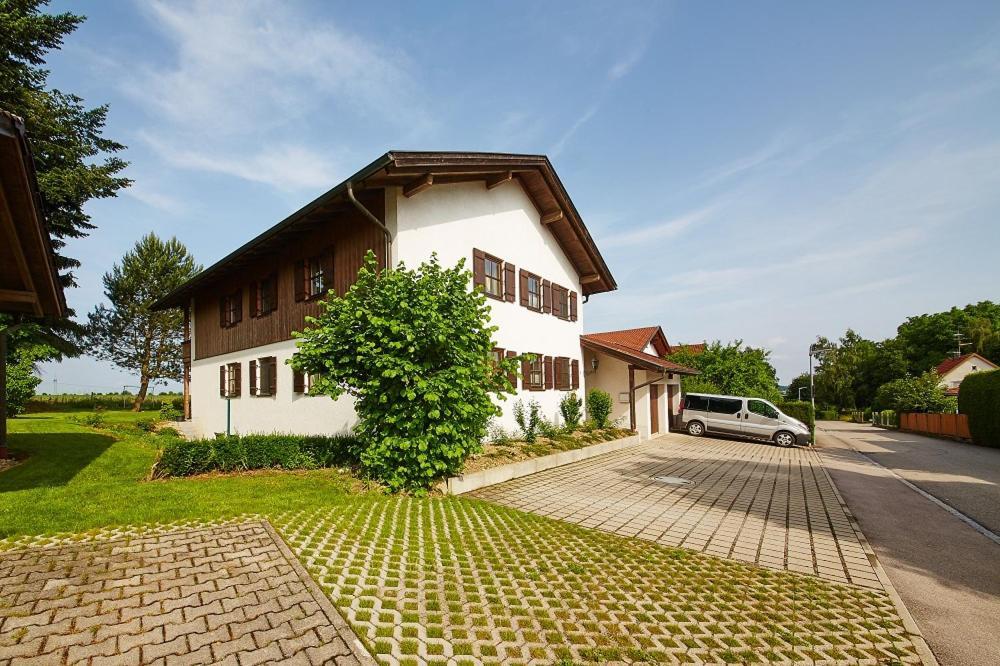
[896,301,1000,375]
[586,389,612,429]
[290,252,517,492]
[812,331,907,410]
[667,340,781,402]
[872,371,956,414]
[4,342,49,417]
[784,373,811,401]
[85,234,200,410]
[1,0,130,286]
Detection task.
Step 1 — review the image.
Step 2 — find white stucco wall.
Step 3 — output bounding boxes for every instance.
[389,181,584,433]
[940,356,997,389]
[189,339,357,438]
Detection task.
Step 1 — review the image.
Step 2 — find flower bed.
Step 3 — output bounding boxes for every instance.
[464,427,632,475]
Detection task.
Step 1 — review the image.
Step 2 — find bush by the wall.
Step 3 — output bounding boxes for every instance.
[587,389,612,429]
[816,408,839,421]
[153,433,360,478]
[959,369,1000,448]
[776,401,815,439]
[559,392,582,428]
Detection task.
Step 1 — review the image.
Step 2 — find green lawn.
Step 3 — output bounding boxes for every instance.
[1,411,367,537]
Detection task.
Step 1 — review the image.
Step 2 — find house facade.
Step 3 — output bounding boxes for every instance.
[935,353,998,396]
[154,152,616,438]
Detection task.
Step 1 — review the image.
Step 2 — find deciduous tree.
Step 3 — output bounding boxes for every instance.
[85,234,200,410]
[667,340,782,402]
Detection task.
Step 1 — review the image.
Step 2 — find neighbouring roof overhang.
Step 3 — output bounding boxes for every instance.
[153,151,617,310]
[581,336,700,375]
[0,110,65,319]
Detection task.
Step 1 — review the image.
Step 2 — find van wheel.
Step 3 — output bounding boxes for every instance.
[773,431,795,447]
[687,421,705,437]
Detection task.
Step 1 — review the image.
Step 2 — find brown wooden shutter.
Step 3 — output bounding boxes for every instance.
[503,261,516,302]
[322,249,335,295]
[569,291,578,321]
[267,357,277,395]
[233,289,243,323]
[249,360,258,396]
[571,359,580,389]
[233,363,241,397]
[542,280,552,314]
[553,285,563,318]
[472,249,485,289]
[293,370,305,393]
[544,356,553,390]
[250,281,260,318]
[518,270,528,307]
[505,350,517,386]
[219,296,227,328]
[294,260,306,302]
[220,366,226,396]
[521,357,531,390]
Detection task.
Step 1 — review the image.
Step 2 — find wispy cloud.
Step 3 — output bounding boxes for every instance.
[123,182,184,213]
[550,103,600,157]
[601,203,721,248]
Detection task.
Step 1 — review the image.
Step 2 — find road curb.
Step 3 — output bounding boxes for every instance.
[815,428,940,666]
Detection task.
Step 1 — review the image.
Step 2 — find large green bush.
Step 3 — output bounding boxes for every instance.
[777,401,814,439]
[290,252,517,492]
[958,369,1000,448]
[153,433,359,477]
[874,371,957,413]
[587,389,612,429]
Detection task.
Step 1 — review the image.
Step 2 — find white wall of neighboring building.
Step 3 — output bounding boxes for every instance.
[939,356,998,390]
[389,181,585,433]
[189,339,357,438]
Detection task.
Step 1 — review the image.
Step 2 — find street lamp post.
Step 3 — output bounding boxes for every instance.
[809,345,834,418]
[798,386,808,401]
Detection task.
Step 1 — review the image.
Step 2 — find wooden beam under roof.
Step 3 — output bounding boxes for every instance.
[0,187,42,316]
[579,274,601,285]
[0,288,37,304]
[485,171,513,190]
[540,210,563,225]
[403,173,433,198]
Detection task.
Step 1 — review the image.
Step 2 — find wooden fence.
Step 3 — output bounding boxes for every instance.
[899,412,971,440]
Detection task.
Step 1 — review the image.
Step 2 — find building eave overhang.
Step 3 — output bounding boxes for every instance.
[581,336,700,375]
[152,150,617,310]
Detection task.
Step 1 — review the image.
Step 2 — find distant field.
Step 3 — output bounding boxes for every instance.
[26,393,183,412]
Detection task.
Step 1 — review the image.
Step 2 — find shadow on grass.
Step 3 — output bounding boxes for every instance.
[1,431,113,492]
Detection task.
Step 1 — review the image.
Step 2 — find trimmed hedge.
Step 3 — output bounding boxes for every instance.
[958,369,1000,448]
[153,433,360,478]
[776,401,815,440]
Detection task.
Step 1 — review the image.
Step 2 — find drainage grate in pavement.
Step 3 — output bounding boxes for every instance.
[651,475,692,485]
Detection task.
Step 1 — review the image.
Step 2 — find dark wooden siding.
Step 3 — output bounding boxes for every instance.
[192,202,385,360]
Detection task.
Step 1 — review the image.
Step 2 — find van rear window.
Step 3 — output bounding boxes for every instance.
[708,398,742,414]
[684,395,709,411]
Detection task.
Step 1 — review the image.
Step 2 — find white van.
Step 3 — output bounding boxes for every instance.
[680,393,811,447]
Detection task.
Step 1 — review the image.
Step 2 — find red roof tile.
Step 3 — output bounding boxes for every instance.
[935,353,997,376]
[582,327,660,352]
[580,336,700,375]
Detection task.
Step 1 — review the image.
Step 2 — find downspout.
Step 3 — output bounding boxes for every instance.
[346,181,393,269]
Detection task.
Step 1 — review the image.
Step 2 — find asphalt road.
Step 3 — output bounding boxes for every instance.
[817,421,1000,666]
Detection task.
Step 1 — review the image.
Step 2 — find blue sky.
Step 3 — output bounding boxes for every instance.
[38,0,1000,393]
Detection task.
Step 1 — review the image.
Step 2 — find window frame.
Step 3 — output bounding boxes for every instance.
[555,356,571,390]
[527,355,545,391]
[225,362,240,397]
[255,273,278,317]
[221,290,241,328]
[482,253,503,300]
[253,357,277,397]
[526,274,542,311]
[306,256,327,299]
[552,284,570,320]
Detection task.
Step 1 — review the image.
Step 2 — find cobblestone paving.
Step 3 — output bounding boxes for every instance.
[474,433,883,589]
[0,521,372,665]
[277,498,921,665]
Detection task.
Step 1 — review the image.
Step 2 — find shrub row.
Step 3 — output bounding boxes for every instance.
[776,401,815,439]
[153,433,360,478]
[958,369,1000,448]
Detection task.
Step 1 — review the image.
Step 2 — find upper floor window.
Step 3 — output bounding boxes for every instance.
[295,251,334,302]
[308,256,327,297]
[472,248,514,302]
[552,285,569,320]
[252,274,277,317]
[484,256,502,298]
[220,290,242,328]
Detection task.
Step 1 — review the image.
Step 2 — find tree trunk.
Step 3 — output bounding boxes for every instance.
[132,376,150,412]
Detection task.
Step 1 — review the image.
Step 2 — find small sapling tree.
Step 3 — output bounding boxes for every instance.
[290,251,518,492]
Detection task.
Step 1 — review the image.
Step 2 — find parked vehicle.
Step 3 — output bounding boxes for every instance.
[680,393,810,446]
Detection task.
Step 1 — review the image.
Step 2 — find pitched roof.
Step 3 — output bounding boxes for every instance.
[580,335,699,375]
[672,342,706,355]
[0,109,65,318]
[935,352,998,376]
[153,151,616,309]
[582,327,661,352]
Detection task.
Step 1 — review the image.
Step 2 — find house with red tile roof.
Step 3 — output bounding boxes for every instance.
[580,326,698,438]
[935,353,998,395]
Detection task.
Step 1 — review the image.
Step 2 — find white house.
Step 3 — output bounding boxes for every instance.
[153,152,622,438]
[935,353,998,395]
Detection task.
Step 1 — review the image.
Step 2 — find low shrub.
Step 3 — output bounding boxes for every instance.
[486,420,511,445]
[513,399,542,443]
[153,433,360,478]
[72,411,106,428]
[159,403,183,422]
[776,401,815,439]
[587,389,612,429]
[537,418,562,440]
[958,369,1000,448]
[136,417,158,433]
[559,392,583,428]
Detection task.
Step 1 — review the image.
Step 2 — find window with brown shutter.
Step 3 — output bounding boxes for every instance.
[293,370,305,394]
[571,359,580,389]
[519,270,542,312]
[543,356,554,390]
[304,254,331,299]
[249,359,258,395]
[483,254,502,299]
[220,290,242,328]
[551,284,569,320]
[525,354,544,391]
[503,262,515,302]
[472,248,486,290]
[223,362,241,397]
[569,291,578,322]
[252,357,277,396]
[253,274,277,317]
[554,357,571,390]
[266,357,277,395]
[232,363,241,397]
[542,280,552,314]
[219,365,226,396]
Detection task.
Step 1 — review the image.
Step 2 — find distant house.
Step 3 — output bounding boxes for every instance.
[671,342,706,355]
[935,353,998,396]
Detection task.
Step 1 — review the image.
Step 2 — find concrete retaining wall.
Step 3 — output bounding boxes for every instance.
[442,433,641,495]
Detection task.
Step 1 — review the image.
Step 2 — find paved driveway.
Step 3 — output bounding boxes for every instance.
[0,522,371,665]
[474,432,883,588]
